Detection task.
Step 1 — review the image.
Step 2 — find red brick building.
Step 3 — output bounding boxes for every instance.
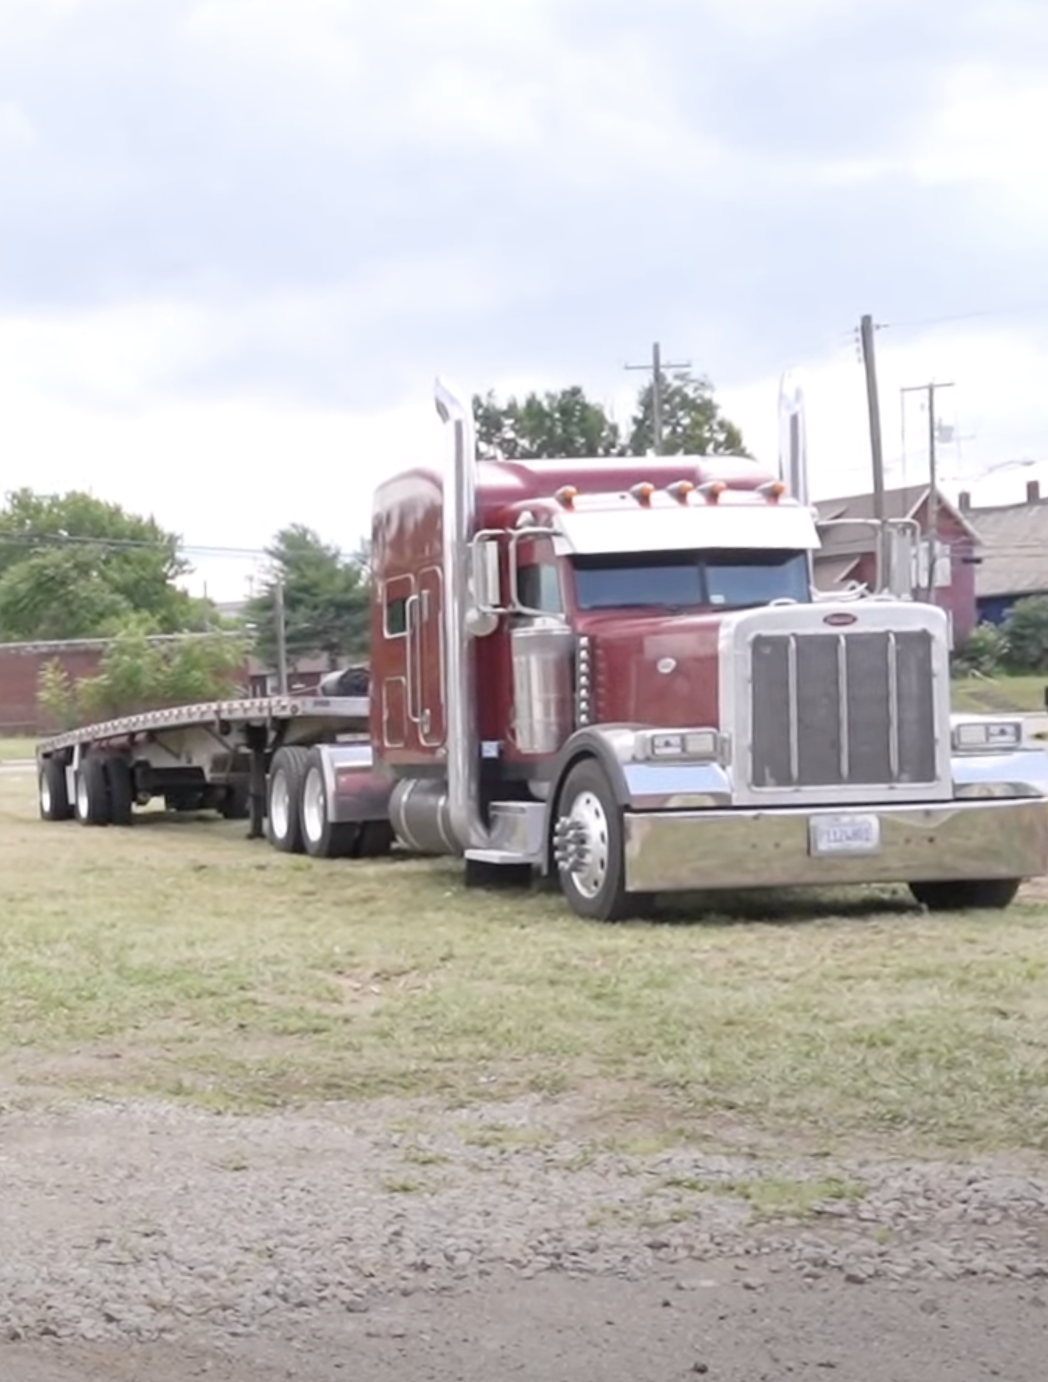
[813,485,980,643]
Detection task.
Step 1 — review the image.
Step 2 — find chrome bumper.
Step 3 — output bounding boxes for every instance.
[622,798,1048,893]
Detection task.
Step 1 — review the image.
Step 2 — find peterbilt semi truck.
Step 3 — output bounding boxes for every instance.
[36,380,1048,921]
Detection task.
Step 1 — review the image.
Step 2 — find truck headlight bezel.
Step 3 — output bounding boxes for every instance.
[633,728,727,763]
[951,718,1023,752]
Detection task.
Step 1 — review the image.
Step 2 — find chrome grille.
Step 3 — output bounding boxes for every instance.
[749,630,936,789]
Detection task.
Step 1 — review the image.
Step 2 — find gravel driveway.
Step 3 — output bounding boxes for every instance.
[2,1096,1047,1379]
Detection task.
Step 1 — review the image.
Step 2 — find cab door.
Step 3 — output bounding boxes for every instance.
[414,564,446,748]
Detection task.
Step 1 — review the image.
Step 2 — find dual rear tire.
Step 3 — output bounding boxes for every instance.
[267,746,393,860]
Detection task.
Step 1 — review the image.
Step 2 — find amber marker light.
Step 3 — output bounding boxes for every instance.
[698,480,727,503]
[666,480,695,503]
[630,482,656,506]
[554,485,578,508]
[759,480,787,502]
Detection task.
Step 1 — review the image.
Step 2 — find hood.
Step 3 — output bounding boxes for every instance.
[576,611,724,729]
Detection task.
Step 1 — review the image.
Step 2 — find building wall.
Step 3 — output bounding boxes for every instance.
[0,640,254,737]
[0,644,106,736]
[976,590,1048,627]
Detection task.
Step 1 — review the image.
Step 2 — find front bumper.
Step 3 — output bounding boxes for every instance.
[622,798,1048,894]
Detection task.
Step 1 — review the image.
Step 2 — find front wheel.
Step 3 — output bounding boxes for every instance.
[552,759,630,921]
[909,878,1021,911]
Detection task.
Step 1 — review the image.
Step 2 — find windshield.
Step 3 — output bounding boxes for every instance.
[572,549,810,611]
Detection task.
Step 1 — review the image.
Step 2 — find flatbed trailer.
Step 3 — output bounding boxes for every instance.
[35,694,396,859]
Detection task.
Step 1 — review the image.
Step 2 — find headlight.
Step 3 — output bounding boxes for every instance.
[635,728,724,762]
[952,719,1022,752]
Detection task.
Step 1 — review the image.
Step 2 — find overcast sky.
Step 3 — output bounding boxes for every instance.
[2,0,1047,599]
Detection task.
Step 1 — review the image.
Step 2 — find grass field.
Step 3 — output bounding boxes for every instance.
[951,674,1047,714]
[0,736,40,761]
[3,769,1048,1157]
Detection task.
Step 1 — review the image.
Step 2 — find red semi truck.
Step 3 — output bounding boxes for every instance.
[36,380,1048,920]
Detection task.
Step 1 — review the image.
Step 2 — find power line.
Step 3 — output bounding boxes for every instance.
[878,302,1048,333]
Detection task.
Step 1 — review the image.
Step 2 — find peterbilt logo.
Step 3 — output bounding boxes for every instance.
[823,612,858,626]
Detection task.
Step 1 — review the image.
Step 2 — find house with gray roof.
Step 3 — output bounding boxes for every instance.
[964,480,1048,625]
[813,483,981,641]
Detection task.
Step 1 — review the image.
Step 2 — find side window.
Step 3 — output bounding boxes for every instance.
[517,562,564,614]
[383,574,413,637]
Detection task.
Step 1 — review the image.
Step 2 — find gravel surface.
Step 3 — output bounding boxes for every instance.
[2,1096,1047,1351]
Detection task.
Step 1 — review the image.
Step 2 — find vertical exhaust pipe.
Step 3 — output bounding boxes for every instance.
[778,370,809,508]
[434,379,491,852]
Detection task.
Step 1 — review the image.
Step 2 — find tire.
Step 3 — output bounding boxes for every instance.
[356,820,395,859]
[910,878,1021,912]
[266,746,311,853]
[464,858,533,889]
[219,782,251,820]
[74,754,111,826]
[39,757,73,822]
[301,752,360,859]
[552,758,630,921]
[105,755,134,826]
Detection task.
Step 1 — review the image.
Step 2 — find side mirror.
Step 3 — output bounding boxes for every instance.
[467,536,501,637]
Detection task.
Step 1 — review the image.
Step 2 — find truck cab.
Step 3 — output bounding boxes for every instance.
[365,382,1048,921]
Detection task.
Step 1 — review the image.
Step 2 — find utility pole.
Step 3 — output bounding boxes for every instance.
[625,341,690,454]
[859,314,888,590]
[901,381,954,601]
[274,578,289,695]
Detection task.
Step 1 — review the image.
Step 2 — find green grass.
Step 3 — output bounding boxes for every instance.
[0,736,40,761]
[952,674,1047,715]
[2,770,1048,1156]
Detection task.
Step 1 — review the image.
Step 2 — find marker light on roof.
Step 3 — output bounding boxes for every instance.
[759,480,787,502]
[630,482,655,506]
[554,485,578,508]
[698,480,727,503]
[667,480,694,502]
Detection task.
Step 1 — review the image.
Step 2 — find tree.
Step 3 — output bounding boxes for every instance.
[38,616,251,729]
[246,525,369,670]
[0,489,210,641]
[1002,596,1048,672]
[473,386,622,459]
[628,369,746,456]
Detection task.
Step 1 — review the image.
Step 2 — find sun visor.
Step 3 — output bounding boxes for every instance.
[550,502,821,556]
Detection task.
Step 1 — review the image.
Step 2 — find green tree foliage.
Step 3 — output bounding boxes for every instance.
[952,621,1008,676]
[473,385,622,459]
[246,524,369,669]
[0,489,211,641]
[627,371,746,456]
[1002,596,1048,672]
[37,617,250,729]
[472,370,745,460]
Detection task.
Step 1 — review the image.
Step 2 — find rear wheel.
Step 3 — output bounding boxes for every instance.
[553,759,630,921]
[105,755,134,826]
[267,746,310,853]
[301,752,360,859]
[75,754,111,826]
[910,878,1021,911]
[39,757,73,821]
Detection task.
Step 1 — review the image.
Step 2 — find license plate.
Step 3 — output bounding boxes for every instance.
[809,813,881,856]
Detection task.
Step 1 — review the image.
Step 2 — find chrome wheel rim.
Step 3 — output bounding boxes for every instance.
[566,789,609,899]
[270,770,291,840]
[302,767,325,844]
[40,773,52,815]
[75,771,89,819]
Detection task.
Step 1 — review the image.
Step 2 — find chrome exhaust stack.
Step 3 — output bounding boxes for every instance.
[434,379,492,852]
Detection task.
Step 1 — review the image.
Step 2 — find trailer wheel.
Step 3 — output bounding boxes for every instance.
[39,757,73,821]
[74,754,111,826]
[267,746,310,853]
[105,755,134,826]
[909,878,1021,911]
[219,783,251,820]
[553,759,630,922]
[300,752,360,859]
